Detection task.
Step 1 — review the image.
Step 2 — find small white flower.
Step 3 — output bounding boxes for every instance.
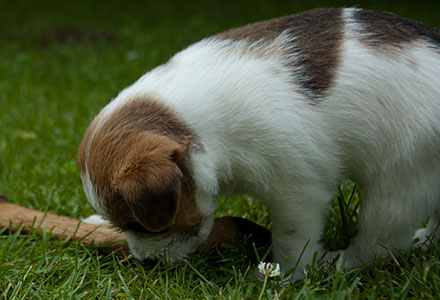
[258,262,281,277]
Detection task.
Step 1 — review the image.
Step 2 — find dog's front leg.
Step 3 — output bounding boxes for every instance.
[269,188,335,281]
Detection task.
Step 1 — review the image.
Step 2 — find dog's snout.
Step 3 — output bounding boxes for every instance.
[140,257,158,266]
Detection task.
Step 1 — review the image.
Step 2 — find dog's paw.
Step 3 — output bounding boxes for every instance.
[81,214,110,225]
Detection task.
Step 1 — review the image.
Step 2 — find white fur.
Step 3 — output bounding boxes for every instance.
[84,8,440,279]
[125,216,214,263]
[80,170,106,216]
[81,214,110,225]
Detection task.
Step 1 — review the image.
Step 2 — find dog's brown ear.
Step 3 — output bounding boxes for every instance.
[113,137,184,232]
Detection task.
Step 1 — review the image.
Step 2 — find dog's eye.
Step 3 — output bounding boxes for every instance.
[125,222,167,235]
[126,222,150,233]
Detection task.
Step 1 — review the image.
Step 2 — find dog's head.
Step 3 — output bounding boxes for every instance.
[78,95,214,262]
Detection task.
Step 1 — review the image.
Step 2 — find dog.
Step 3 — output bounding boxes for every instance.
[78,8,440,280]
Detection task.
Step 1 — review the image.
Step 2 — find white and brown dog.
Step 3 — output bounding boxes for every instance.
[78,8,440,279]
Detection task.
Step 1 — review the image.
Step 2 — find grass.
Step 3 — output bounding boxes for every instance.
[1,0,440,298]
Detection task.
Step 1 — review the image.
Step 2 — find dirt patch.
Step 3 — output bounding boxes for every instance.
[40,25,118,47]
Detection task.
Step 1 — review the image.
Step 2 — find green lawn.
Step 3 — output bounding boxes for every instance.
[1,0,440,298]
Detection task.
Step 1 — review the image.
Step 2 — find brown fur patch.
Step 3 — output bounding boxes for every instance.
[112,135,184,232]
[78,96,202,237]
[353,9,440,51]
[217,8,344,99]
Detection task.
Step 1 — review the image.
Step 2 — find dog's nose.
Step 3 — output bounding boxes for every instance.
[141,258,159,266]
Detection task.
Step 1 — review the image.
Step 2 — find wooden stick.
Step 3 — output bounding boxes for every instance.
[0,193,270,259]
[0,195,130,257]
